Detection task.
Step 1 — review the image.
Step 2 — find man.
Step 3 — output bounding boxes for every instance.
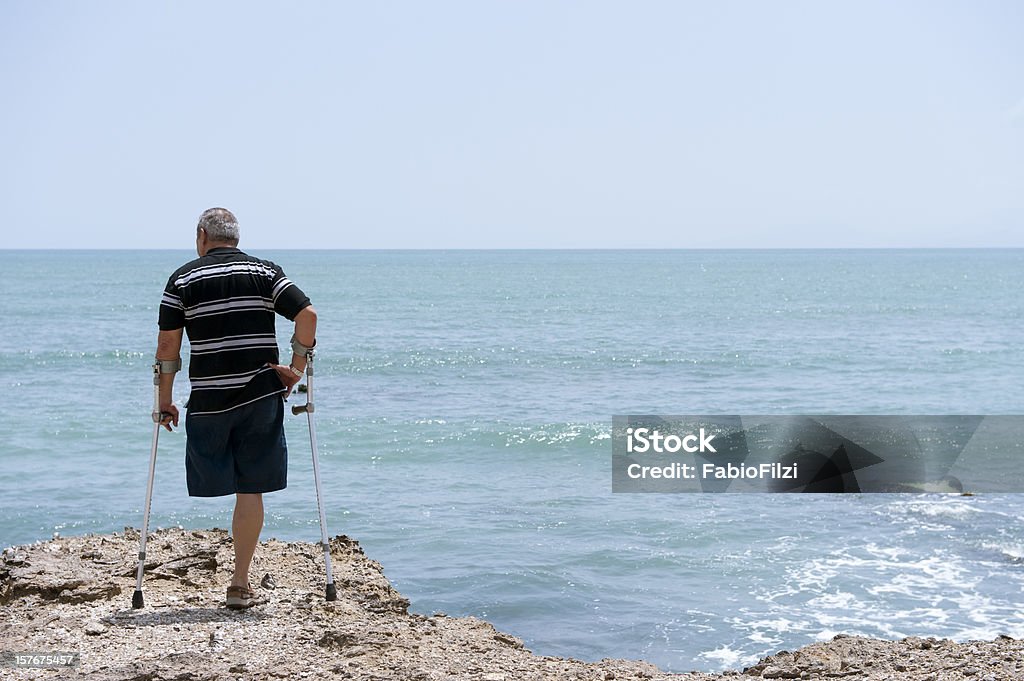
[155,207,317,609]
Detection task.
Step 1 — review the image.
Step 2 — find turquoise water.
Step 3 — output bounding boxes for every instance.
[1,249,1023,671]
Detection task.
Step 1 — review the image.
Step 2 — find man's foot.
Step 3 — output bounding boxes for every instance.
[226,584,257,609]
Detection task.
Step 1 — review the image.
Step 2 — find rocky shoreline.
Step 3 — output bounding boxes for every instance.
[1,528,1020,680]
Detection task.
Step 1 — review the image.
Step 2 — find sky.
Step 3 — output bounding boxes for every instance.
[1,1,1022,249]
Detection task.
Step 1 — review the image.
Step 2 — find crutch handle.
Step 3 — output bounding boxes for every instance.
[150,411,175,423]
[292,403,314,415]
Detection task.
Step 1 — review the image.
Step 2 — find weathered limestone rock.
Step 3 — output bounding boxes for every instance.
[1,529,1022,680]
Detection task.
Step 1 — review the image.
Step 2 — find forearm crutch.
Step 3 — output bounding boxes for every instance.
[132,362,169,609]
[291,347,338,601]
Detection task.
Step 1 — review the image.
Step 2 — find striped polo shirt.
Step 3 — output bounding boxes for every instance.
[158,247,311,416]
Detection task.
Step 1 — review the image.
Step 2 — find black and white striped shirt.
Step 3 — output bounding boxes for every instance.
[158,247,311,415]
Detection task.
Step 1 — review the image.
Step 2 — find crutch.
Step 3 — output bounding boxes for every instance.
[132,362,170,609]
[291,347,337,601]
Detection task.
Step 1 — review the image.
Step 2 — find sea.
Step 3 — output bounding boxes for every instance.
[1,249,1022,673]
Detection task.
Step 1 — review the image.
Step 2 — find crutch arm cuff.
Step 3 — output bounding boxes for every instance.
[154,357,182,374]
[290,335,316,358]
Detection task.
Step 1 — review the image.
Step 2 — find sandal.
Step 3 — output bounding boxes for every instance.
[226,584,257,609]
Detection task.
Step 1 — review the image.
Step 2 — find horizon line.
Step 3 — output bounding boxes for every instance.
[2,246,1023,252]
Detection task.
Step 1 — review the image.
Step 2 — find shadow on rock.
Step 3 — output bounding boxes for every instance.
[105,606,271,627]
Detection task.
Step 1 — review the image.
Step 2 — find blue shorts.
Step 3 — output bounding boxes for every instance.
[185,395,288,497]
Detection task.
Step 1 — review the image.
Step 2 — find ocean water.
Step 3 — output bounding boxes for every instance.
[1,249,1023,672]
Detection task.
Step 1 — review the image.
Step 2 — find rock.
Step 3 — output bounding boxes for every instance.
[319,631,358,649]
[159,550,217,575]
[61,582,122,604]
[4,553,27,566]
[84,620,107,636]
[493,632,524,649]
[2,528,1023,681]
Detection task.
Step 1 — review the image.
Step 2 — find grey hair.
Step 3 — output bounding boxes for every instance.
[197,207,240,244]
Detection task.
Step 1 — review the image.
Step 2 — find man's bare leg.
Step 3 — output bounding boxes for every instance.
[231,493,263,589]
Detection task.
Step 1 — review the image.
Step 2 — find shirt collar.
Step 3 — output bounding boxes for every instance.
[206,247,241,255]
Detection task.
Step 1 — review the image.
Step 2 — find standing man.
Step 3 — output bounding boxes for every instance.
[155,207,317,609]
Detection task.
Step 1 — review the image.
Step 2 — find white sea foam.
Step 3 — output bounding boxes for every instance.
[884,498,983,521]
[979,540,1024,563]
[736,530,1024,659]
[699,644,750,668]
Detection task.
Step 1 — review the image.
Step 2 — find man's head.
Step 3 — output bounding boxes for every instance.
[196,207,240,255]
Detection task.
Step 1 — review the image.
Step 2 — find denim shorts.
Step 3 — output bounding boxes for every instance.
[185,395,288,497]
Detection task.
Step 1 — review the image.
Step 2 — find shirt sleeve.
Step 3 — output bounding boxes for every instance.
[158,273,186,330]
[270,265,311,321]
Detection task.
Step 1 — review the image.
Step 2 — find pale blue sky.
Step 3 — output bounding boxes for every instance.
[2,1,1022,248]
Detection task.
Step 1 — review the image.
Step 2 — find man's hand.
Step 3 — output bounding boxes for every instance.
[159,403,180,432]
[271,364,303,399]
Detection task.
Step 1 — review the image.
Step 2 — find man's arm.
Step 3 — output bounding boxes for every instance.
[156,328,184,431]
[272,304,317,397]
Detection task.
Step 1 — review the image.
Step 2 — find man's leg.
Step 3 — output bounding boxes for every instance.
[231,493,263,589]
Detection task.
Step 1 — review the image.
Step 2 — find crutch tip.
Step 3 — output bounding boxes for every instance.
[325,583,337,601]
[132,590,145,609]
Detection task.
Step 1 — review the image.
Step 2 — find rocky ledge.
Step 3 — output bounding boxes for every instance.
[0,528,1020,680]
